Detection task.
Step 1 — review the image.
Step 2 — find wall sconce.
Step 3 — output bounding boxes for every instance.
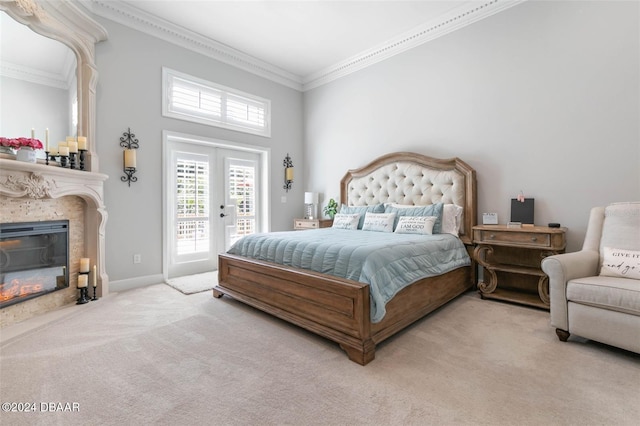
[120,127,139,187]
[283,153,293,192]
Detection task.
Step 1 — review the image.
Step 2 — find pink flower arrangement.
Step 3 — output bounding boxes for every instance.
[0,137,44,150]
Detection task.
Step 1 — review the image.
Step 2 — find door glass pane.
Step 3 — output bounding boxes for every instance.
[228,162,255,246]
[176,158,209,255]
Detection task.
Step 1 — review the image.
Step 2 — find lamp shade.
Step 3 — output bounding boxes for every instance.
[304,192,318,204]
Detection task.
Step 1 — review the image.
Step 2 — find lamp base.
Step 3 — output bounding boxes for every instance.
[305,203,317,220]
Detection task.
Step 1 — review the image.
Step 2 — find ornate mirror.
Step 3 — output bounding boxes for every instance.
[1,11,77,154]
[0,0,107,170]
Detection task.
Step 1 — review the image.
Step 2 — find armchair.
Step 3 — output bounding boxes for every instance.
[541,202,640,354]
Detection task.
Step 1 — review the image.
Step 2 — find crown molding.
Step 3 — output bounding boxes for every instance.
[0,60,70,89]
[84,0,304,91]
[303,0,526,91]
[83,0,524,92]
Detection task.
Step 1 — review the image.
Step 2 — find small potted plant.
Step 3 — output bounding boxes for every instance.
[323,198,338,219]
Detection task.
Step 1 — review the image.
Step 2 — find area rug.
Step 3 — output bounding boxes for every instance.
[165,271,217,294]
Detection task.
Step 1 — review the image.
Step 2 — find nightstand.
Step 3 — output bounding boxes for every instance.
[472,225,567,309]
[293,218,333,230]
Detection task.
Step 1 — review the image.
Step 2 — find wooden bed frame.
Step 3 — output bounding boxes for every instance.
[215,152,477,365]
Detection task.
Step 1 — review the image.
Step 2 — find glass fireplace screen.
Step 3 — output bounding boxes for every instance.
[0,220,69,308]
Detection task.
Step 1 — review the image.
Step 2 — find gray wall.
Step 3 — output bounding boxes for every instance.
[304,0,640,252]
[95,18,303,283]
[0,76,70,147]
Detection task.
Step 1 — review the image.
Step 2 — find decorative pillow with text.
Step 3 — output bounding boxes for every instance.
[340,204,385,229]
[331,213,360,230]
[394,216,437,235]
[385,203,444,233]
[600,247,640,280]
[362,212,396,233]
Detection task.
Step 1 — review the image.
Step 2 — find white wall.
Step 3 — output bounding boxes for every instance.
[304,0,640,252]
[94,18,303,283]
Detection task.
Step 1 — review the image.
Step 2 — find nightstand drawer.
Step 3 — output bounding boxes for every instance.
[295,220,319,229]
[294,218,333,230]
[477,230,551,247]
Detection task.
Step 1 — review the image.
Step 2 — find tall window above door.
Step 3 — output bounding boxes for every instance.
[162,67,271,137]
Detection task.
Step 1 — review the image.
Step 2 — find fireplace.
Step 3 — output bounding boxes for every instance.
[0,221,69,309]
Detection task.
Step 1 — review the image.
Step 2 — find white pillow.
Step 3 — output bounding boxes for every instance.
[600,247,640,280]
[394,216,436,235]
[331,213,360,230]
[362,212,396,233]
[442,204,464,236]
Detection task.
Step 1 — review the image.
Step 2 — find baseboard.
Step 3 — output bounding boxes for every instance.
[109,274,165,293]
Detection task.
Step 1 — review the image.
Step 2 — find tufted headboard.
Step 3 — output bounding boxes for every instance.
[340,152,477,245]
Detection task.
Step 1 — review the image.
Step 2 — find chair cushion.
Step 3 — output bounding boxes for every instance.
[567,275,640,316]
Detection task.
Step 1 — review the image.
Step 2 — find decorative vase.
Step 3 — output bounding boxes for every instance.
[16,146,37,163]
[0,146,16,157]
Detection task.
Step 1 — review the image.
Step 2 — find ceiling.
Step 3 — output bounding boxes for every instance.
[116,0,468,77]
[0,0,523,91]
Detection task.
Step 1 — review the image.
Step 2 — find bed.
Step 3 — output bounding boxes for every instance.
[214,152,477,365]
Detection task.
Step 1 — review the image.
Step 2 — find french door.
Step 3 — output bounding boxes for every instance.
[164,137,263,279]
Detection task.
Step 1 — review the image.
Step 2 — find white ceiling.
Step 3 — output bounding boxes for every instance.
[118,0,468,78]
[1,0,524,91]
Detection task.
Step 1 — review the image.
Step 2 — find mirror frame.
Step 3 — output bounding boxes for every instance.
[1,0,107,171]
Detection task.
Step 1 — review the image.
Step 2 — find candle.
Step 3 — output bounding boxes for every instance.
[93,265,97,287]
[124,149,137,168]
[59,146,69,156]
[68,141,78,153]
[285,167,293,181]
[49,146,58,155]
[45,128,49,151]
[77,136,87,150]
[66,136,75,143]
[31,128,35,139]
[78,274,88,288]
[80,257,90,273]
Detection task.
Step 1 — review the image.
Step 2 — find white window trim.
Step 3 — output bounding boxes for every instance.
[162,67,271,138]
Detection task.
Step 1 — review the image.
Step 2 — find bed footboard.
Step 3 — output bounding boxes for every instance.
[215,253,376,365]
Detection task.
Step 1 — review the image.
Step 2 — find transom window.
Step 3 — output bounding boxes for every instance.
[162,67,271,137]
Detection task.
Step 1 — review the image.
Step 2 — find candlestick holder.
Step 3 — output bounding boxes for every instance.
[91,285,98,301]
[77,287,89,304]
[77,271,90,304]
[59,155,69,168]
[45,151,50,165]
[79,149,87,170]
[69,152,77,169]
[49,153,59,165]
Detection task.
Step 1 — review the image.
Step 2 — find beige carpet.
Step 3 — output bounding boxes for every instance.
[1,284,638,426]
[165,271,218,294]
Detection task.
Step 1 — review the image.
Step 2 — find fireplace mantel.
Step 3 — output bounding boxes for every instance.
[0,158,109,297]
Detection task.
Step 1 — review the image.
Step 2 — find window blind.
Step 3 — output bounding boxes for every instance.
[163,68,271,137]
[228,163,256,241]
[175,158,209,255]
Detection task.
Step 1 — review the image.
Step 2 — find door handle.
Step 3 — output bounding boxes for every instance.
[220,213,227,218]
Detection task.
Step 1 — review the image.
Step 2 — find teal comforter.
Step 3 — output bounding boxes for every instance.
[227,228,470,323]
